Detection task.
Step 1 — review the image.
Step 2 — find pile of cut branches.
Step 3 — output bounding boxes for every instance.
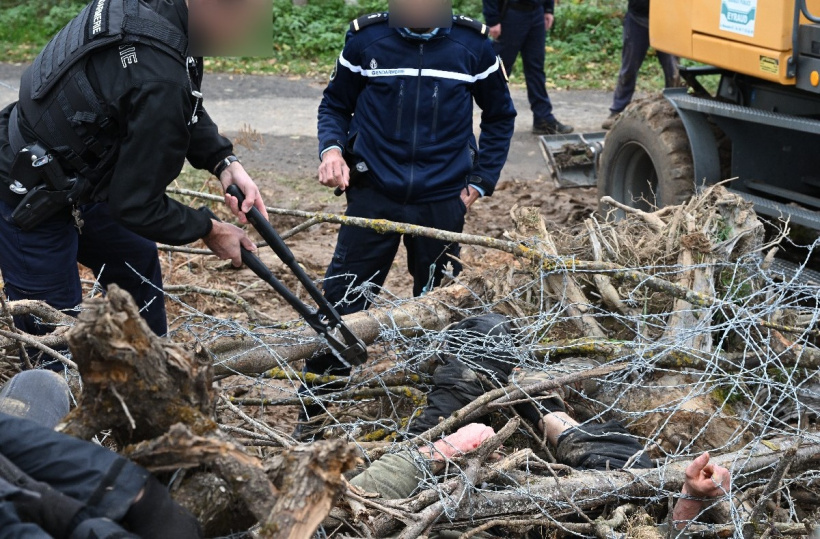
[1,185,818,537]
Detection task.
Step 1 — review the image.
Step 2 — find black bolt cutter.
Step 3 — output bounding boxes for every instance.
[206,185,367,367]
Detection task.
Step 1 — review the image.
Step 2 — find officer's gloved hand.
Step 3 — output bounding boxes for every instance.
[121,474,202,539]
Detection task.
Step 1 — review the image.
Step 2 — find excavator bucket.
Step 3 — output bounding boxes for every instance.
[538,132,606,189]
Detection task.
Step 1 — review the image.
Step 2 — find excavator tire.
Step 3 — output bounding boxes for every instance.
[598,95,695,216]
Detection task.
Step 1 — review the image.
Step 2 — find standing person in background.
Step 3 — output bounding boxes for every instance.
[483,0,574,135]
[602,0,679,129]
[305,0,516,441]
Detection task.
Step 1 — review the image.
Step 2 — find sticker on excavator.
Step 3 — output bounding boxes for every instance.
[760,56,779,74]
[720,0,757,37]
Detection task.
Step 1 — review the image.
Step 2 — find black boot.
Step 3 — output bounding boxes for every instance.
[532,118,574,135]
[291,390,323,442]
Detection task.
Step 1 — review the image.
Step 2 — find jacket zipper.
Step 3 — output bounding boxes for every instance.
[431,82,439,140]
[395,79,405,137]
[405,43,424,204]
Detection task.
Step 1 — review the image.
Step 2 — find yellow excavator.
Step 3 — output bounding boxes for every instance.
[541,0,820,279]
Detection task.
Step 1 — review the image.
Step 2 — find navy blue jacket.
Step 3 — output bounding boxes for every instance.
[628,0,650,17]
[483,0,556,27]
[317,15,516,202]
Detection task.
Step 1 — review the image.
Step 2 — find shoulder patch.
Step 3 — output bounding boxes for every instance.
[350,12,388,33]
[452,14,489,37]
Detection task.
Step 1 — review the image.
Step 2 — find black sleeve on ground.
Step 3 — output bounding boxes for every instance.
[555,420,654,470]
[407,359,497,436]
[0,413,149,522]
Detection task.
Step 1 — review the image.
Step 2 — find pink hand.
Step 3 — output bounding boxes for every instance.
[427,423,495,461]
[683,452,731,498]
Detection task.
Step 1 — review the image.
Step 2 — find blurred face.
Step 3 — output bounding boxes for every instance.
[388,0,452,29]
[188,0,272,56]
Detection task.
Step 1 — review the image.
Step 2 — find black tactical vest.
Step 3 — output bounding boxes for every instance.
[11,0,188,182]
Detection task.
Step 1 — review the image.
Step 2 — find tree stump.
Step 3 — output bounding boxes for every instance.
[60,285,215,445]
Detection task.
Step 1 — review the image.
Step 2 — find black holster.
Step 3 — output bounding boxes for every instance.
[9,143,87,230]
[11,182,84,230]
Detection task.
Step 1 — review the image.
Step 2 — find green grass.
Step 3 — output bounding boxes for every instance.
[0,0,669,91]
[0,1,87,62]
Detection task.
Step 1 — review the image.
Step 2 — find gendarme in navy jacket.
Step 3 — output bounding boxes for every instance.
[317,13,517,203]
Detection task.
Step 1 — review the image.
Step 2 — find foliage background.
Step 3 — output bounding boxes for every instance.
[0,0,668,90]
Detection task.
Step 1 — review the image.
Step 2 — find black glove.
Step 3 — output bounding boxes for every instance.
[121,474,202,539]
[555,420,653,470]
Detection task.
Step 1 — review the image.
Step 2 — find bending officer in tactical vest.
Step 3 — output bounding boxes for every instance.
[0,0,266,346]
[299,0,517,439]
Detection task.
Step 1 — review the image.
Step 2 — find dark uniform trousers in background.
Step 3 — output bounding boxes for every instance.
[610,9,678,114]
[304,185,465,377]
[492,1,555,124]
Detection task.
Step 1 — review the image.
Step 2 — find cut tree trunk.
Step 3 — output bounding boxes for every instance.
[209,274,486,377]
[261,440,361,538]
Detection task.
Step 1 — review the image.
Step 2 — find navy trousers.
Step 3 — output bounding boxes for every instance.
[0,199,167,352]
[305,185,465,377]
[493,6,554,123]
[610,11,678,114]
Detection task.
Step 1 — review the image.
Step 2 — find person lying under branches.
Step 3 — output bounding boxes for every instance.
[341,314,732,536]
[349,424,731,535]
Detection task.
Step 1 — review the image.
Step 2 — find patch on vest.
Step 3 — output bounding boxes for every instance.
[92,0,107,35]
[119,45,138,68]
